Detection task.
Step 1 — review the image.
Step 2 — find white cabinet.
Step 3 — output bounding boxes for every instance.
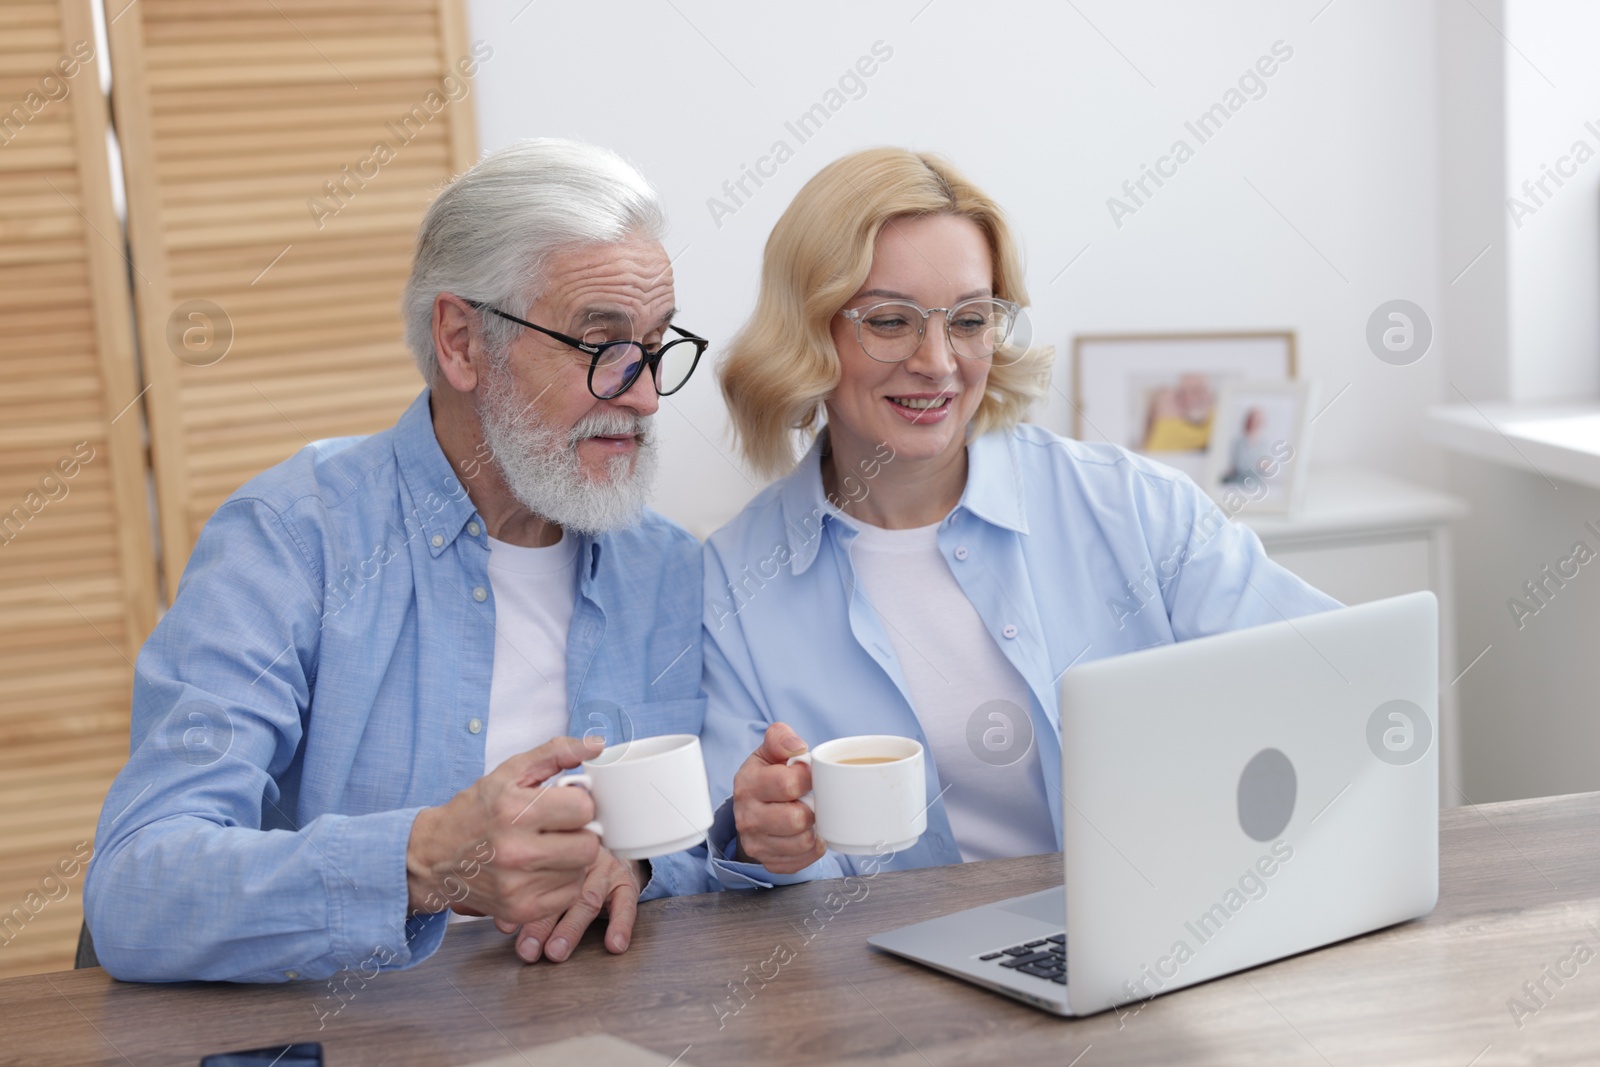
[1238,467,1469,804]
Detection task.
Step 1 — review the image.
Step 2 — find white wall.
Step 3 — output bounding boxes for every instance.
[1439,0,1600,802]
[1438,0,1509,402]
[458,0,1600,803]
[1504,0,1600,401]
[1447,455,1600,801]
[465,0,1445,536]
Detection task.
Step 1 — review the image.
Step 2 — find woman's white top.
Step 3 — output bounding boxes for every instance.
[848,519,1058,862]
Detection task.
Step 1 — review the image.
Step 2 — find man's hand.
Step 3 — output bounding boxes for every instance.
[731,722,825,874]
[495,851,646,963]
[405,735,602,926]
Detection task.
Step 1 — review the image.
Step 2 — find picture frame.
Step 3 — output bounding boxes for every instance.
[1201,379,1315,514]
[1070,331,1297,484]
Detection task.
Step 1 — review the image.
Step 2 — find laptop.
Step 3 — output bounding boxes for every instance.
[868,591,1439,1016]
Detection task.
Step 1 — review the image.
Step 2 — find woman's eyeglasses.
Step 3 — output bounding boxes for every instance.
[839,298,1023,366]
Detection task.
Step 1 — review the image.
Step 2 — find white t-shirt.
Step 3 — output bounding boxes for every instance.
[849,520,1057,863]
[482,532,581,776]
[452,532,579,926]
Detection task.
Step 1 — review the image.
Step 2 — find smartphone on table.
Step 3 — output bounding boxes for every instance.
[199,1042,323,1066]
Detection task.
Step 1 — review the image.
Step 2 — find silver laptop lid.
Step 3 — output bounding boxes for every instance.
[1059,591,1439,1013]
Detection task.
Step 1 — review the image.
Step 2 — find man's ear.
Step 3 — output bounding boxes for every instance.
[433,293,483,393]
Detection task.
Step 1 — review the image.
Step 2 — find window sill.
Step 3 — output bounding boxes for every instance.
[1424,401,1600,491]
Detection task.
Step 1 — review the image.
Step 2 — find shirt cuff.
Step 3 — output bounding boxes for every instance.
[637,844,715,901]
[703,800,843,889]
[324,805,444,974]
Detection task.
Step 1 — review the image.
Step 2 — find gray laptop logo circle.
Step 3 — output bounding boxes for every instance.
[1366,699,1432,765]
[1237,748,1296,842]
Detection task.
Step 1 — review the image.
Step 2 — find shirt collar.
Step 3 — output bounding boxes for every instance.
[777,426,1030,575]
[961,426,1030,535]
[777,434,842,576]
[392,389,478,557]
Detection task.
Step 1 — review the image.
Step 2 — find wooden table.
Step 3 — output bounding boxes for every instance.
[5,792,1599,1066]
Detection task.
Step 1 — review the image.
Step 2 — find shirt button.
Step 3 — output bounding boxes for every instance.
[472,586,488,602]
[468,718,483,734]
[954,545,969,561]
[467,521,481,537]
[431,534,444,548]
[285,970,300,980]
[1002,624,1019,639]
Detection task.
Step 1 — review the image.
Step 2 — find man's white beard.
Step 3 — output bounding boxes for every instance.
[477,366,658,536]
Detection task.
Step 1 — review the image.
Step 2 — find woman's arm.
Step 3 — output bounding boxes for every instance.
[699,543,847,889]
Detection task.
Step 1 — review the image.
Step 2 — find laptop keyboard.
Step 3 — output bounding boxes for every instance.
[978,933,1067,984]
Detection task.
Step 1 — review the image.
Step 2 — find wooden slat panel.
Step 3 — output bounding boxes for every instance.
[0,0,158,980]
[0,732,126,772]
[143,15,440,45]
[134,0,439,18]
[111,0,476,590]
[0,708,137,749]
[0,7,62,28]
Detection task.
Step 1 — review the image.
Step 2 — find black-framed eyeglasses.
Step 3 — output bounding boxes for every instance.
[465,300,707,400]
[839,297,1023,366]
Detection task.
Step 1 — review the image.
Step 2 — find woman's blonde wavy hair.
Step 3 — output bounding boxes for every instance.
[718,147,1053,478]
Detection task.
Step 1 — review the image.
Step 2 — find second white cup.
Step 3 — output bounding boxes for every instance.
[786,734,927,855]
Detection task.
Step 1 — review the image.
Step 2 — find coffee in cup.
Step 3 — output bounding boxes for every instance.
[786,735,927,854]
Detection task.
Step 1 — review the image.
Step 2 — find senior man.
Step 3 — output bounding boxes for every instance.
[84,139,711,983]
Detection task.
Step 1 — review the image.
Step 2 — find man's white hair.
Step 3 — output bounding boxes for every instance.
[401,138,666,384]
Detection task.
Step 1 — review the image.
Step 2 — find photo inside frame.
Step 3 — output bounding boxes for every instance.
[1075,337,1293,443]
[1073,333,1296,488]
[1204,381,1312,514]
[1128,372,1264,454]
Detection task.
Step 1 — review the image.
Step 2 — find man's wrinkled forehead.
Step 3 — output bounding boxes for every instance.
[540,238,675,331]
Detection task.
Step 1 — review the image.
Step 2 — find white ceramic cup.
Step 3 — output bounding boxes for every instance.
[553,734,715,861]
[786,735,927,855]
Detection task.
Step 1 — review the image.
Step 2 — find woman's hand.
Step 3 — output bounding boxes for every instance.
[731,723,826,874]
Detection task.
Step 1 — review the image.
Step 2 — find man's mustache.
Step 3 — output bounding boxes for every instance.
[568,411,652,446]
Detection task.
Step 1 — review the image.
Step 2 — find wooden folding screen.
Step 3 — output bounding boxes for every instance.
[0,0,159,979]
[0,0,477,978]
[108,0,479,598]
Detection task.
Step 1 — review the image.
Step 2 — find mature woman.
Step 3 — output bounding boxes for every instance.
[699,148,1338,888]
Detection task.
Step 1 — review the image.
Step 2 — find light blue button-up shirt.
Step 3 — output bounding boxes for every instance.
[85,390,711,983]
[700,424,1341,888]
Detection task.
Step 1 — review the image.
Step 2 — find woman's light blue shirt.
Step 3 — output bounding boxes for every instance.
[700,424,1341,888]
